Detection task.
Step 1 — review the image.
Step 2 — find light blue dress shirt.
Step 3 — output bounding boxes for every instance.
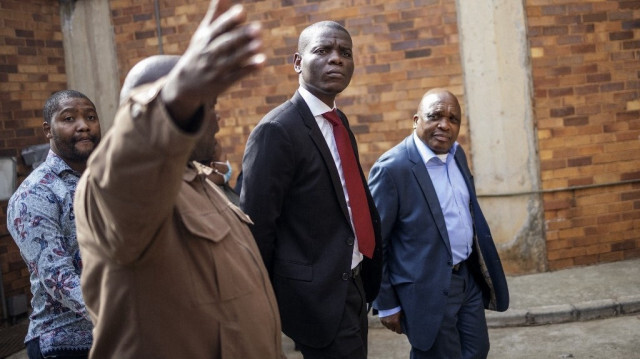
[378,133,473,318]
[413,132,473,265]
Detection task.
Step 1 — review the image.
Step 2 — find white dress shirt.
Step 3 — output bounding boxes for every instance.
[298,86,364,269]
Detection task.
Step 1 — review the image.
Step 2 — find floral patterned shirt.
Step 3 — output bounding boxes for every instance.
[7,150,92,355]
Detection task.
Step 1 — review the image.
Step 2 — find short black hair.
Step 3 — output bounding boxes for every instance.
[43,90,94,124]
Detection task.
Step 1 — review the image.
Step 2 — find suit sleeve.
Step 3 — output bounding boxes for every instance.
[240,121,295,272]
[368,162,401,310]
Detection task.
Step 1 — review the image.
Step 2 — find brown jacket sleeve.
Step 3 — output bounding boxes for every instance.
[75,80,204,265]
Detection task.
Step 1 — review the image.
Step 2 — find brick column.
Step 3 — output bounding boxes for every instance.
[456,0,546,273]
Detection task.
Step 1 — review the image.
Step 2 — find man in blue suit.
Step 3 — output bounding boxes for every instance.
[368,88,509,359]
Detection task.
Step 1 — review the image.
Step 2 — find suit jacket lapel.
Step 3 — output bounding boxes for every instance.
[293,92,352,223]
[406,136,452,256]
[454,146,485,240]
[454,147,475,197]
[453,146,482,227]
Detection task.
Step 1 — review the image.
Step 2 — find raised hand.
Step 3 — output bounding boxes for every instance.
[161,0,265,125]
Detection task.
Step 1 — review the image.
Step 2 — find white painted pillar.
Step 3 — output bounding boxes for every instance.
[456,0,546,272]
[60,0,119,131]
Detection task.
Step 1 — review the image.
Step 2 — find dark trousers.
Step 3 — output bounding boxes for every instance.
[410,261,490,359]
[26,338,89,359]
[296,274,368,359]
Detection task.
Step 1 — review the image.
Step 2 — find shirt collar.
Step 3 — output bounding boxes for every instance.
[45,149,78,176]
[412,131,458,165]
[298,86,335,117]
[183,161,214,182]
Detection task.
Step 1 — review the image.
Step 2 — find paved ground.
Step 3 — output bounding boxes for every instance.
[487,314,640,359]
[8,315,640,359]
[4,258,640,358]
[283,314,640,359]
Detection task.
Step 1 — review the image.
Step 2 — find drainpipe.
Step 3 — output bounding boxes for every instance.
[154,0,164,54]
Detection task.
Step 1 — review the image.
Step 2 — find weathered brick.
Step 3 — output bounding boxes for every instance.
[571,43,596,53]
[582,12,607,23]
[619,1,640,10]
[570,23,595,34]
[621,19,640,30]
[563,116,589,127]
[567,156,592,167]
[548,87,573,97]
[586,73,612,83]
[543,25,569,36]
[14,29,34,38]
[600,82,626,94]
[621,191,640,201]
[622,40,640,50]
[609,31,634,41]
[550,106,575,117]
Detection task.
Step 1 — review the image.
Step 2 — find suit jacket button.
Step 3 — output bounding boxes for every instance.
[443,290,449,296]
[346,237,354,245]
[342,272,349,280]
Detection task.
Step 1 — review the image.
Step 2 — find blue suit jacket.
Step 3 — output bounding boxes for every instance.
[368,135,509,351]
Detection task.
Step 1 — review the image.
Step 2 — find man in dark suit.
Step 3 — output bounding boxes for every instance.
[368,88,509,359]
[241,21,382,359]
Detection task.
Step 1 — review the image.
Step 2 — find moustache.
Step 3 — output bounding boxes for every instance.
[73,135,99,145]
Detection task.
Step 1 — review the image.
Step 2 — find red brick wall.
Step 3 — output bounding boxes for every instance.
[0,0,67,316]
[1,1,639,309]
[527,0,640,270]
[108,0,469,182]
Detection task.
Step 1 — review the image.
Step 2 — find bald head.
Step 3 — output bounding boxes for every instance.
[120,55,181,104]
[419,88,459,111]
[297,21,350,53]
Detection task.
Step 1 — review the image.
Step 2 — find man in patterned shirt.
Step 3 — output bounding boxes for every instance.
[7,90,101,359]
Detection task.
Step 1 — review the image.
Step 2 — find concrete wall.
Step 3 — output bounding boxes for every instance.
[457,0,546,273]
[60,0,119,131]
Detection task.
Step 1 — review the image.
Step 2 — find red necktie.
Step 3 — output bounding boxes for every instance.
[323,110,375,259]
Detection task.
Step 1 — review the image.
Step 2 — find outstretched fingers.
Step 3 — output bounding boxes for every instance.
[160,2,265,124]
[200,21,264,86]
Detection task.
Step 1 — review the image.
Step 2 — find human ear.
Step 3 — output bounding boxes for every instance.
[43,122,52,139]
[293,53,302,74]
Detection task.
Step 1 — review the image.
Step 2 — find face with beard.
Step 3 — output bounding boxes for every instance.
[44,96,101,172]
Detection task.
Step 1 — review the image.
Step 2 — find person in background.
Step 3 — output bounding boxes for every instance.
[7,90,101,359]
[234,170,243,195]
[203,140,240,205]
[241,20,382,359]
[368,88,509,359]
[73,1,283,358]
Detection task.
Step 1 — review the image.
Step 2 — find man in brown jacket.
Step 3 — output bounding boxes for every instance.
[74,1,282,358]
